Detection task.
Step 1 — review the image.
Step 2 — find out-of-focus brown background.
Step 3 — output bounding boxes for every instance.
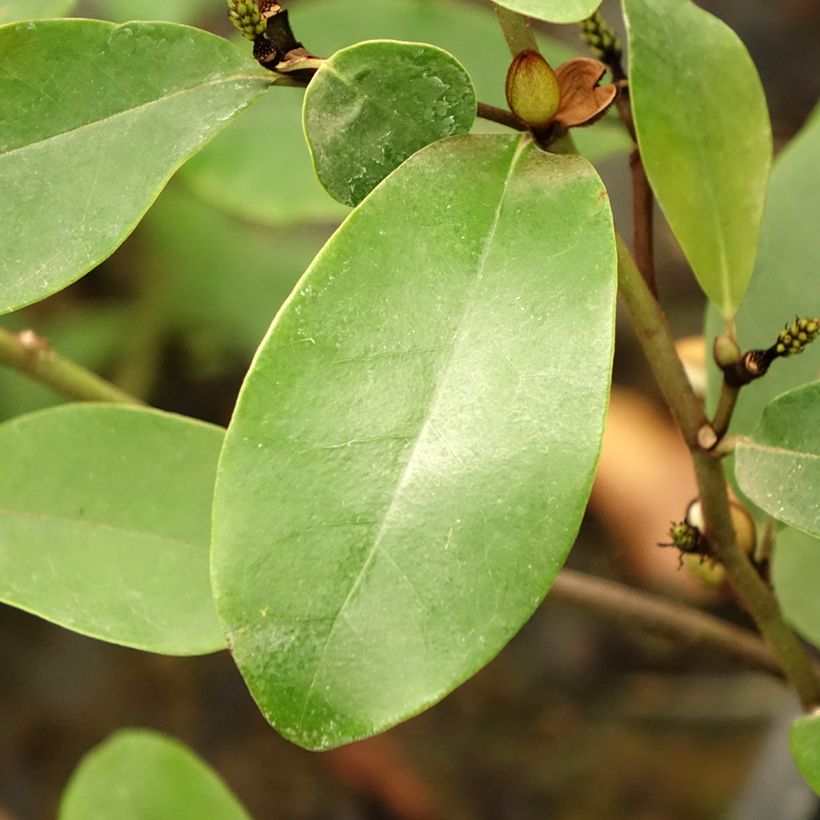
[1,1,819,817]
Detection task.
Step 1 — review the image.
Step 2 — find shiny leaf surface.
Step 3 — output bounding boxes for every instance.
[304,40,476,207]
[213,134,616,749]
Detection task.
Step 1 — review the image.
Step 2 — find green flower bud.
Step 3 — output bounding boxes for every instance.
[774,316,820,357]
[505,50,560,130]
[227,0,266,39]
[713,333,741,368]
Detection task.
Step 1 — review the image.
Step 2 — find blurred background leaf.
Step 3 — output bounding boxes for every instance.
[59,730,250,820]
[0,0,76,23]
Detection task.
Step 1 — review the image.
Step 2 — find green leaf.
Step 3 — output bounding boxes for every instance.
[59,730,250,820]
[0,19,271,315]
[304,40,476,207]
[790,713,820,796]
[0,0,75,23]
[491,0,602,24]
[735,382,820,537]
[705,106,820,432]
[212,134,616,750]
[182,0,579,226]
[773,528,820,649]
[0,404,226,655]
[624,0,771,317]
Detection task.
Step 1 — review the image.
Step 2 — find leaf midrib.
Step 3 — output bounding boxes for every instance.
[294,135,529,731]
[0,71,269,162]
[0,505,198,550]
[740,439,820,462]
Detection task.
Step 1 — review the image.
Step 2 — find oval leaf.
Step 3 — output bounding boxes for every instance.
[791,713,820,796]
[624,0,771,317]
[0,0,75,23]
[212,134,616,750]
[0,404,226,655]
[0,19,270,315]
[705,106,820,435]
[735,382,820,537]
[304,40,476,207]
[492,0,602,24]
[182,0,579,226]
[773,527,820,649]
[60,730,250,820]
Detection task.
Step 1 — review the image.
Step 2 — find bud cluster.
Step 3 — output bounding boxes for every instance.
[774,317,819,357]
[227,0,266,40]
[579,11,622,67]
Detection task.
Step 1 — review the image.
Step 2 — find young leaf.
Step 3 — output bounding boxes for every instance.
[624,0,772,318]
[59,730,250,820]
[790,713,820,796]
[182,0,579,226]
[212,134,616,750]
[304,40,476,207]
[0,404,226,655]
[705,105,820,432]
[0,20,271,315]
[735,382,820,538]
[0,0,75,23]
[773,528,820,649]
[492,0,603,24]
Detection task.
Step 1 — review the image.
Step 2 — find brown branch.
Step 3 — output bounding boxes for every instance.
[630,147,657,298]
[476,102,526,131]
[0,327,140,405]
[550,569,808,680]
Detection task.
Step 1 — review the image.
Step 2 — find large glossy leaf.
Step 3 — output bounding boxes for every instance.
[60,730,250,820]
[0,20,271,315]
[212,134,616,750]
[0,0,75,23]
[304,40,476,207]
[791,713,820,796]
[0,404,226,654]
[705,106,820,431]
[492,0,602,23]
[773,528,820,649]
[735,382,820,537]
[624,0,771,318]
[182,0,579,225]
